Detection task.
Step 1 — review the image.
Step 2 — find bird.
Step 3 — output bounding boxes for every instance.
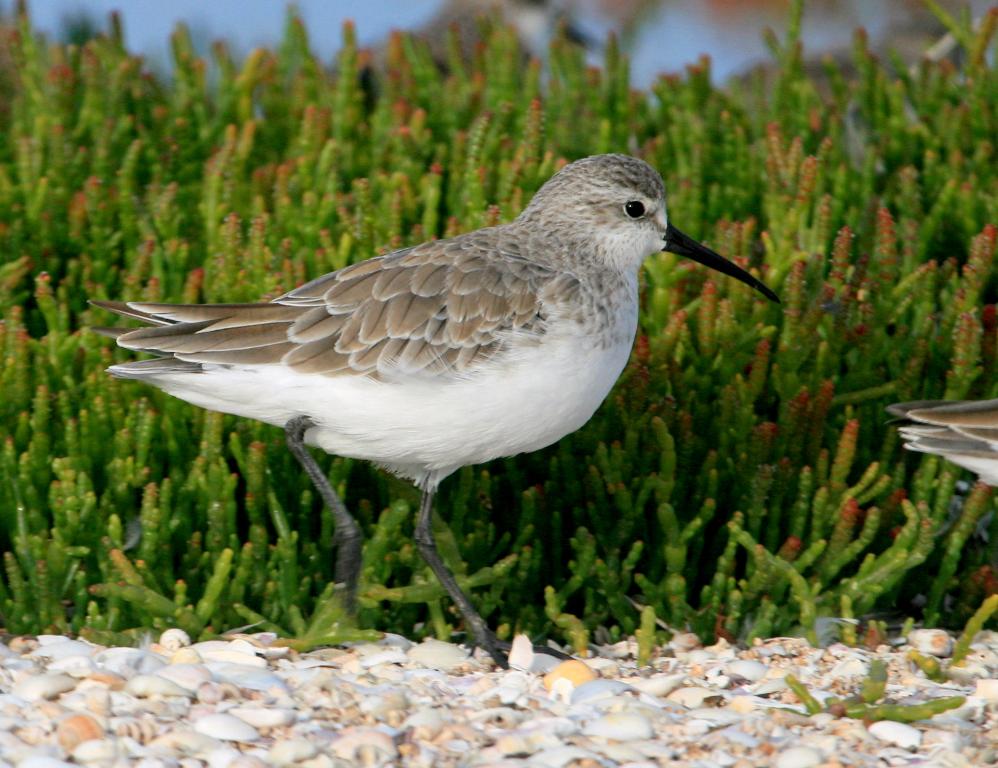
[888,400,998,486]
[93,153,779,667]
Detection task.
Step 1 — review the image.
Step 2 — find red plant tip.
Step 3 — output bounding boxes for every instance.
[634,334,650,362]
[842,498,861,523]
[983,304,997,331]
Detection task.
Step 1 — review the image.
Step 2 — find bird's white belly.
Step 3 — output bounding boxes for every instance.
[154,331,634,485]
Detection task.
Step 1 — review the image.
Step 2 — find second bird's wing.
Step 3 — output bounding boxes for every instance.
[888,399,998,485]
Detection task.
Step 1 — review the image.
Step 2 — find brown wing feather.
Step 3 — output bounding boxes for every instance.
[94,231,559,380]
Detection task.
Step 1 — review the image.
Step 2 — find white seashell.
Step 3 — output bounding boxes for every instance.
[203,746,242,768]
[582,711,654,740]
[548,676,575,704]
[583,657,620,676]
[207,664,286,692]
[84,688,111,716]
[530,745,601,767]
[228,706,296,729]
[359,690,409,718]
[908,628,954,658]
[775,747,822,768]
[596,742,646,762]
[366,662,405,683]
[494,732,535,756]
[158,628,191,651]
[71,736,122,763]
[94,647,166,676]
[155,663,212,692]
[17,758,76,768]
[170,647,203,665]
[193,713,260,742]
[225,756,270,768]
[198,649,267,668]
[132,760,172,768]
[196,681,225,705]
[328,728,397,762]
[299,756,334,768]
[150,728,223,755]
[113,716,160,744]
[47,654,96,678]
[829,658,867,678]
[13,672,77,701]
[750,676,789,695]
[947,662,990,684]
[528,651,564,675]
[269,737,318,765]
[507,634,534,671]
[726,659,767,682]
[406,639,470,671]
[684,650,713,665]
[401,708,444,739]
[468,706,525,729]
[570,679,632,705]
[868,720,922,749]
[669,632,702,652]
[258,645,291,661]
[357,649,407,668]
[125,673,191,698]
[727,695,757,714]
[29,639,95,661]
[923,728,965,752]
[666,686,721,708]
[378,632,413,649]
[973,678,998,701]
[623,673,685,698]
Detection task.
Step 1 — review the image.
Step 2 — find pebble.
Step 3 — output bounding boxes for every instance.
[1,630,997,766]
[124,673,191,698]
[269,738,317,764]
[570,678,632,704]
[908,628,954,657]
[406,639,470,671]
[667,686,720,708]
[775,746,822,768]
[228,706,296,729]
[193,713,260,742]
[726,659,767,683]
[582,711,654,740]
[159,628,192,651]
[13,673,77,701]
[974,678,998,701]
[155,663,212,692]
[868,720,922,749]
[507,634,535,671]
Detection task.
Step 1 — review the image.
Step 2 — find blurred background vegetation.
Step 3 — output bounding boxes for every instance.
[0,0,995,650]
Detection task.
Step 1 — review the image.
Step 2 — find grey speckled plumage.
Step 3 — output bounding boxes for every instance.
[94,154,778,667]
[889,399,998,485]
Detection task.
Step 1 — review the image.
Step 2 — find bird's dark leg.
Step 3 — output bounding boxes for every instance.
[285,415,362,615]
[414,487,509,669]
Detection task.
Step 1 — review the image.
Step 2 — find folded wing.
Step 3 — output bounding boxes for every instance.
[95,235,560,381]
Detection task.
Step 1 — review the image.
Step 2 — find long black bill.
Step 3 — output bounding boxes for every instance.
[664,223,779,303]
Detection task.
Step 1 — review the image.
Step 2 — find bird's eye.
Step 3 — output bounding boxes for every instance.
[624,201,645,218]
